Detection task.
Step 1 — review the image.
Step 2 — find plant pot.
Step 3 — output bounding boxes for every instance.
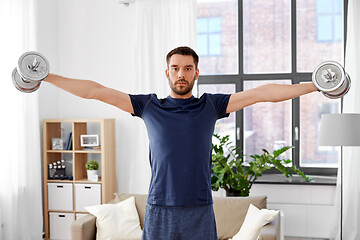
[226,190,249,197]
[87,170,98,181]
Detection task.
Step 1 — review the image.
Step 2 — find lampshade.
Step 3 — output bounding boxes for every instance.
[318,113,360,146]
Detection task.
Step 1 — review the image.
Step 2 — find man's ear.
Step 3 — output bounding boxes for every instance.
[195,68,199,80]
[165,69,170,80]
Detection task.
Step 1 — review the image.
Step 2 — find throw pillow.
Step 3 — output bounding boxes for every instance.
[85,196,142,240]
[231,204,279,240]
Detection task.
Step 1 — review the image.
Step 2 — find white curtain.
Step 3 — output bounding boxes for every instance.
[334,0,360,239]
[128,0,197,193]
[0,0,43,239]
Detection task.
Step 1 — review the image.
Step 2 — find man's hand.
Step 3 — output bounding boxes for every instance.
[45,73,134,114]
[226,82,318,113]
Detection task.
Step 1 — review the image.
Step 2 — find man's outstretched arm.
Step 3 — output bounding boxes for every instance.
[226,82,318,113]
[44,73,134,114]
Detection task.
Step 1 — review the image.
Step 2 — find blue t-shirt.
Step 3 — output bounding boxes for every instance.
[129,93,231,206]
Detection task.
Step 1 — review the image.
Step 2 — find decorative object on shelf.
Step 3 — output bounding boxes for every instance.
[211,134,313,197]
[48,160,66,179]
[52,138,64,150]
[86,160,99,182]
[80,134,99,147]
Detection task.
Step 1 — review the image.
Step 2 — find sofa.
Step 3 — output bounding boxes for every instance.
[71,193,282,240]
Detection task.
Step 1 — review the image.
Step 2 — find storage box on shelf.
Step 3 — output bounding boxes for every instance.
[43,119,116,240]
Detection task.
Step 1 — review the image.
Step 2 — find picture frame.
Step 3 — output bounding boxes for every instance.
[80,134,99,147]
[52,138,64,150]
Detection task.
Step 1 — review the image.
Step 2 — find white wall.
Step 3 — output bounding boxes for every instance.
[36,0,150,194]
[35,0,337,238]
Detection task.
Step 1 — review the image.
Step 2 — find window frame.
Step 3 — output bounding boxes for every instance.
[197,0,348,176]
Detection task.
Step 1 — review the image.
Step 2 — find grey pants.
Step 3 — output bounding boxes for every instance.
[142,203,218,240]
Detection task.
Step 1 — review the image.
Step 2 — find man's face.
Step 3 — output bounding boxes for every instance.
[165,54,199,98]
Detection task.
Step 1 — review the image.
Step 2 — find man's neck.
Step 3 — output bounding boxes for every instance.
[169,92,193,99]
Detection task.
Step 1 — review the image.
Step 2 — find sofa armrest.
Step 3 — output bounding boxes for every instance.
[259,211,281,240]
[71,214,96,240]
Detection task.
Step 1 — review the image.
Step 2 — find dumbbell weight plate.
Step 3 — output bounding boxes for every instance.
[321,72,351,99]
[312,61,345,92]
[12,68,41,93]
[17,51,50,82]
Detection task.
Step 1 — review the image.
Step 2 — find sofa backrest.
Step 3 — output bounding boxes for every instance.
[213,195,267,239]
[114,193,267,239]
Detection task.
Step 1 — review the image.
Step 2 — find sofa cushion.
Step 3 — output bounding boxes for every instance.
[231,204,279,240]
[115,193,148,229]
[84,196,143,240]
[213,196,267,240]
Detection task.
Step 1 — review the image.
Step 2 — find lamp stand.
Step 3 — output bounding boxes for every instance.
[340,146,343,240]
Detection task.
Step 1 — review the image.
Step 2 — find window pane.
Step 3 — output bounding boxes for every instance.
[197,0,238,75]
[317,16,333,41]
[334,15,343,41]
[197,18,208,33]
[243,80,292,161]
[317,0,333,13]
[297,0,344,72]
[209,34,221,55]
[334,0,342,12]
[243,0,291,73]
[209,17,221,32]
[198,84,236,143]
[198,34,208,56]
[300,89,340,168]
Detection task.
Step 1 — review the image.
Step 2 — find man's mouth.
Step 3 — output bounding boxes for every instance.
[176,80,188,85]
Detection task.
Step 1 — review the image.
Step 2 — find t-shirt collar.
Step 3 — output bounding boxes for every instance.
[166,95,195,105]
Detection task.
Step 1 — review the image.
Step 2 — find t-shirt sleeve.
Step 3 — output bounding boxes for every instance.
[129,94,152,118]
[208,93,232,119]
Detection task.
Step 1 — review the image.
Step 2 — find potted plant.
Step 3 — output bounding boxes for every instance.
[85,160,99,181]
[211,134,313,197]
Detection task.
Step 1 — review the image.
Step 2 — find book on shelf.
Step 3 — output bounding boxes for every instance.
[64,132,72,150]
[68,137,72,150]
[82,146,101,151]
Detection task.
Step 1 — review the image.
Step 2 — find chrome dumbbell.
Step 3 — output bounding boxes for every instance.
[12,51,50,93]
[312,61,351,99]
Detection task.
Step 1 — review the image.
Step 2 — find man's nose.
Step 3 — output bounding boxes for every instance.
[178,70,185,78]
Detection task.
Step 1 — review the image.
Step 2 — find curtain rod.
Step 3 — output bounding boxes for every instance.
[119,0,136,6]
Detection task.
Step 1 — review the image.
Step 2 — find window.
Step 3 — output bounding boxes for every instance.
[197,0,238,75]
[197,0,346,176]
[316,0,343,42]
[197,17,222,56]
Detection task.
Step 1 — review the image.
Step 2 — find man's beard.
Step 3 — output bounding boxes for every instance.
[169,77,195,96]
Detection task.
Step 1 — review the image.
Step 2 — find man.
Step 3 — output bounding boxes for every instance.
[45,46,318,239]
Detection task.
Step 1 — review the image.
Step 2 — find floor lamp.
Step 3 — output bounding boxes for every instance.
[318,113,360,239]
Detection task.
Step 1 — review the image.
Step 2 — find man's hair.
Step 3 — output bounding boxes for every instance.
[166,46,199,69]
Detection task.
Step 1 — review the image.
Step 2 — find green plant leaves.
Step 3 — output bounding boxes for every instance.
[85,160,99,170]
[211,134,313,196]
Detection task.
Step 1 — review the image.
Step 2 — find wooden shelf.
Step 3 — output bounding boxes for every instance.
[74,178,102,183]
[74,150,102,154]
[46,150,73,153]
[43,119,116,240]
[46,150,102,154]
[47,179,73,183]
